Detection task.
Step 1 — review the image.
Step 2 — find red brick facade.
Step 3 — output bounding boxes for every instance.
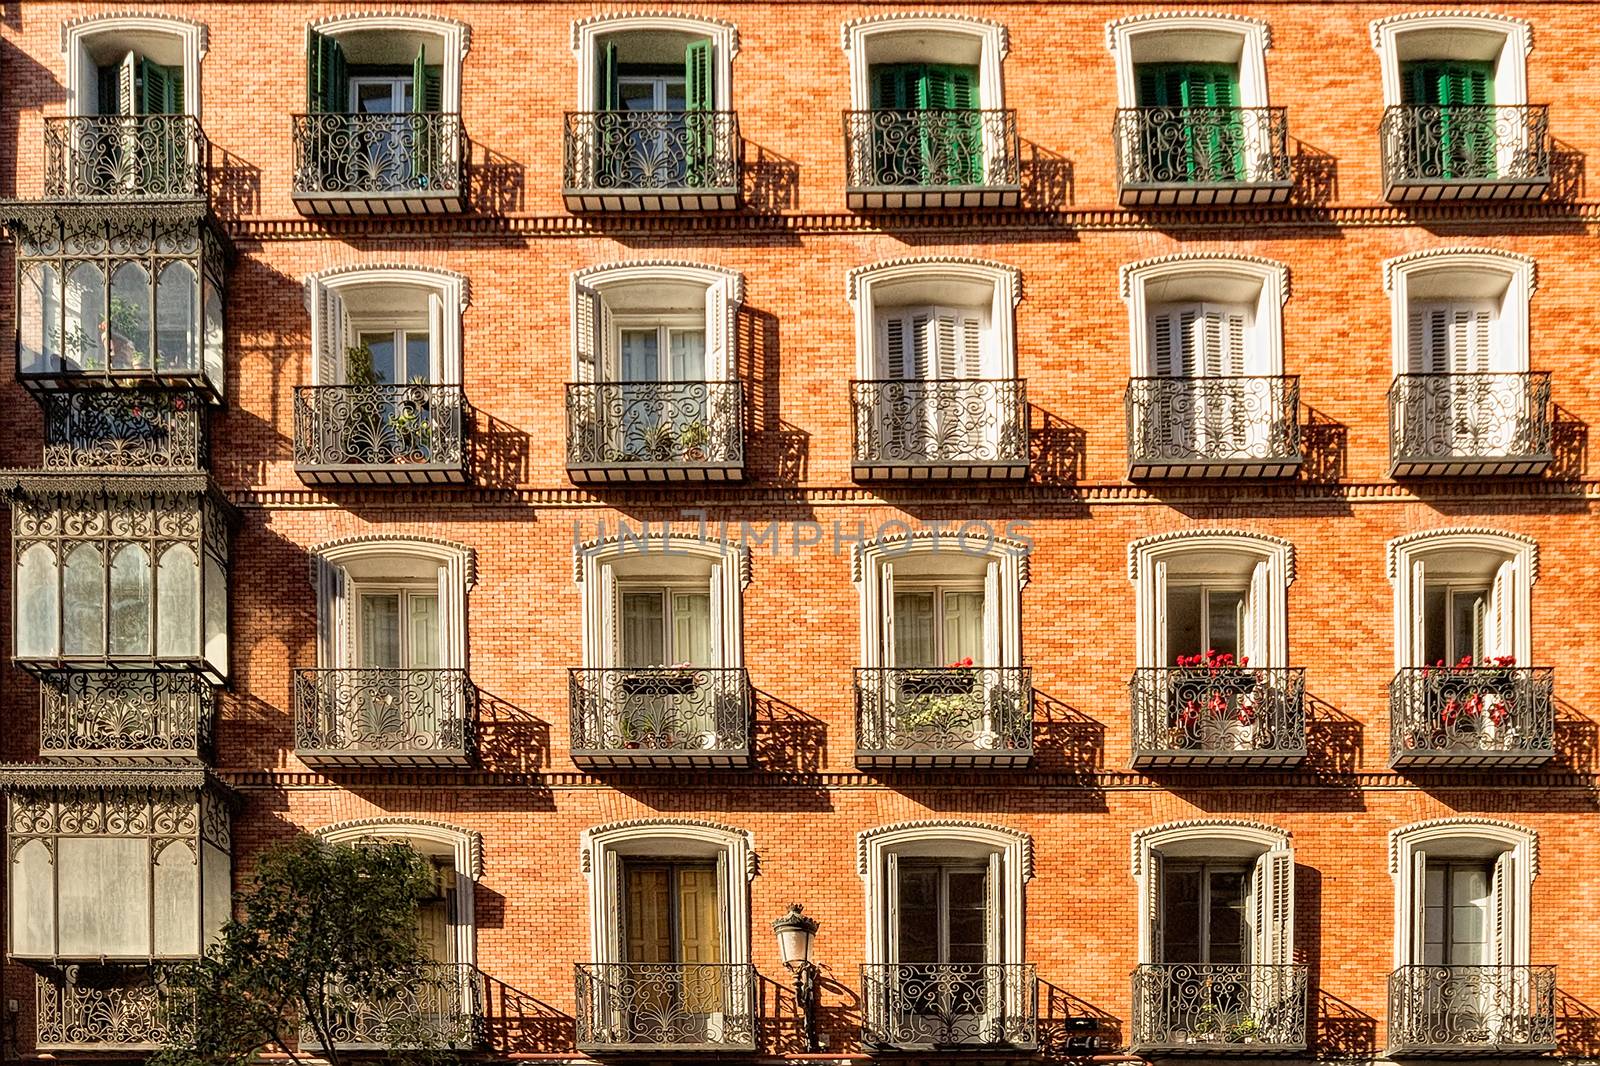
[2,2,1599,1062]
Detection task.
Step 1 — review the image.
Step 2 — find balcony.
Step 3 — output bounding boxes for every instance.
[35,964,193,1052]
[1131,963,1309,1055]
[1126,376,1301,479]
[563,111,741,212]
[1113,107,1293,207]
[1381,105,1551,202]
[291,112,465,215]
[1387,965,1557,1056]
[565,381,744,483]
[1389,666,1554,769]
[842,109,1021,209]
[293,384,470,485]
[1389,373,1552,477]
[38,669,213,762]
[860,963,1038,1050]
[851,378,1028,480]
[42,387,206,472]
[855,666,1032,769]
[301,963,485,1051]
[1130,667,1307,769]
[574,962,756,1053]
[569,667,752,770]
[293,668,474,768]
[43,115,209,201]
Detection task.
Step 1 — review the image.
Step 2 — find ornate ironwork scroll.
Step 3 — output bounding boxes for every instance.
[1130,667,1306,762]
[843,109,1020,190]
[851,379,1028,467]
[1113,107,1290,188]
[1131,963,1308,1052]
[575,962,757,1051]
[305,963,484,1050]
[563,111,740,193]
[1389,666,1554,764]
[569,668,751,756]
[39,669,213,759]
[43,116,209,200]
[294,669,473,758]
[855,667,1032,758]
[293,384,467,471]
[1126,376,1300,467]
[35,965,193,1049]
[860,962,1038,1049]
[1389,373,1551,466]
[565,382,743,469]
[42,388,206,471]
[1387,965,1556,1054]
[1380,105,1550,187]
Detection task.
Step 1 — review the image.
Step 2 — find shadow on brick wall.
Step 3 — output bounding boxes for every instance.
[475,689,551,773]
[1299,406,1348,485]
[469,410,530,489]
[1548,139,1585,203]
[1547,404,1588,481]
[1315,990,1378,1057]
[1030,406,1088,486]
[1304,695,1363,775]
[1033,691,1105,774]
[210,148,261,220]
[738,306,811,486]
[1551,697,1597,774]
[744,142,799,213]
[466,141,526,215]
[753,691,826,774]
[1289,141,1338,208]
[1040,983,1123,1059]
[1019,143,1074,210]
[482,975,574,1054]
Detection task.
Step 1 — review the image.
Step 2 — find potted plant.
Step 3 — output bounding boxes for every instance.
[389,376,435,462]
[892,658,985,744]
[1425,654,1519,748]
[679,419,711,461]
[1169,650,1258,751]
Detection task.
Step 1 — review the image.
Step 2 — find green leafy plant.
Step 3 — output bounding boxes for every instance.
[895,658,983,731]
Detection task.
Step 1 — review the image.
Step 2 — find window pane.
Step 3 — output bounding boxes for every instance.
[109,544,152,656]
[1162,866,1203,962]
[20,263,61,374]
[1423,584,1449,665]
[1423,864,1447,963]
[1449,865,1490,965]
[1451,589,1489,663]
[1167,586,1203,662]
[621,590,666,667]
[58,837,149,957]
[945,868,989,964]
[670,329,706,381]
[156,544,198,658]
[155,261,197,373]
[408,593,440,669]
[942,591,985,665]
[153,839,199,956]
[63,543,105,657]
[109,262,151,370]
[619,80,659,112]
[893,590,936,666]
[1206,589,1244,660]
[895,865,940,963]
[65,263,107,372]
[11,838,55,957]
[360,332,398,385]
[359,593,401,668]
[619,329,659,381]
[671,591,712,666]
[355,81,400,114]
[1206,869,1247,964]
[404,332,431,384]
[19,542,62,658]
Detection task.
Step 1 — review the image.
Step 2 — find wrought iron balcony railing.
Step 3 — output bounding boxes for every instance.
[569,667,752,769]
[1113,107,1293,206]
[39,669,214,762]
[293,384,469,485]
[291,112,464,215]
[1126,376,1301,479]
[565,381,744,483]
[855,666,1033,768]
[1389,373,1552,477]
[35,964,193,1051]
[1389,666,1554,769]
[1131,963,1309,1054]
[851,378,1028,479]
[1387,965,1557,1056]
[41,388,206,472]
[842,109,1021,209]
[575,962,757,1053]
[293,668,473,768]
[302,963,485,1051]
[1131,667,1307,769]
[563,110,741,211]
[861,963,1037,1050]
[1381,105,1551,201]
[43,115,209,200]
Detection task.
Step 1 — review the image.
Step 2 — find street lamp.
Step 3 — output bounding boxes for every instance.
[772,903,819,1052]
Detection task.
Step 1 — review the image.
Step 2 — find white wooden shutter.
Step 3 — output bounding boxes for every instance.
[934,309,982,379]
[1150,560,1169,668]
[574,284,603,383]
[1408,558,1428,668]
[885,851,902,964]
[1144,850,1164,964]
[883,313,908,379]
[427,291,448,384]
[705,281,733,380]
[1262,847,1294,966]
[1410,302,1494,374]
[308,278,347,386]
[597,561,618,669]
[1409,848,1429,965]
[879,562,896,667]
[985,851,1003,965]
[604,847,625,963]
[315,558,350,669]
[881,309,935,380]
[707,563,724,666]
[1150,308,1192,378]
[1243,560,1270,667]
[118,53,138,116]
[1488,850,1512,967]
[1488,559,1515,661]
[982,560,1001,668]
[1215,309,1247,377]
[436,562,456,669]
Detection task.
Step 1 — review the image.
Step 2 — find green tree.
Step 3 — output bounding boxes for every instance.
[152,833,445,1066]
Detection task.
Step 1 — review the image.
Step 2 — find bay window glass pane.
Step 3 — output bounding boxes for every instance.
[63,543,105,657]
[156,544,199,657]
[65,262,106,372]
[152,839,199,956]
[11,839,55,957]
[893,589,936,666]
[1206,589,1244,660]
[669,329,706,381]
[155,261,197,372]
[1167,586,1203,663]
[942,591,984,665]
[20,263,61,374]
[620,329,660,382]
[204,555,227,672]
[621,590,665,667]
[18,542,61,658]
[109,262,151,370]
[671,591,712,666]
[203,276,224,395]
[58,837,149,957]
[408,592,440,669]
[403,332,430,383]
[359,593,401,668]
[109,544,152,656]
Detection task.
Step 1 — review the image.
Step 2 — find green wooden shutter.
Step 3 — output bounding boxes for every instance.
[1401,61,1496,178]
[307,30,348,114]
[598,40,619,111]
[139,58,165,115]
[308,29,326,113]
[685,39,713,111]
[164,65,184,113]
[412,47,427,112]
[931,64,980,184]
[684,40,714,186]
[1132,63,1242,182]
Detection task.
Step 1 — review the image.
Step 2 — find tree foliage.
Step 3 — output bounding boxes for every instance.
[152,832,443,1066]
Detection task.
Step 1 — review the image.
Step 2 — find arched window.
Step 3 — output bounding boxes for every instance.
[306,265,468,387]
[61,13,206,118]
[1129,819,1304,1053]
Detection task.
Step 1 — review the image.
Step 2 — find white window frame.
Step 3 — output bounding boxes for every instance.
[847,257,1020,381]
[309,535,474,672]
[1383,248,1535,376]
[854,530,1028,670]
[1387,528,1537,670]
[1105,12,1272,109]
[612,313,710,382]
[571,14,738,111]
[349,74,414,114]
[1130,819,1294,967]
[575,533,747,670]
[1121,254,1288,378]
[351,582,441,669]
[616,579,715,666]
[62,13,207,118]
[572,262,743,385]
[1128,530,1294,669]
[317,817,482,971]
[840,13,1008,111]
[307,13,469,114]
[581,818,755,970]
[1369,12,1531,108]
[305,264,468,387]
[887,578,987,666]
[1388,817,1537,970]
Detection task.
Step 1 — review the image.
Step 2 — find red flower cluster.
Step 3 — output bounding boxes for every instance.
[1174,649,1249,671]
[946,657,975,669]
[1422,654,1516,677]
